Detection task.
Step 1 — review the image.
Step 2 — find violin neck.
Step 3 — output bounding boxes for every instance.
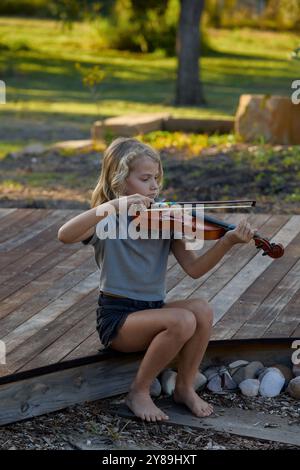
[193,212,236,231]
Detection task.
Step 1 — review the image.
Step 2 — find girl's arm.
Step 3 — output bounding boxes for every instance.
[57,201,117,244]
[172,219,256,279]
[57,194,154,244]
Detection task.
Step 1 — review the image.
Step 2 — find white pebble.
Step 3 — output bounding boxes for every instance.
[259,368,285,397]
[239,379,260,397]
[194,371,207,391]
[229,360,249,369]
[160,369,177,395]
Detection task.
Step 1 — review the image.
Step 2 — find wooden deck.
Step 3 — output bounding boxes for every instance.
[0,208,300,379]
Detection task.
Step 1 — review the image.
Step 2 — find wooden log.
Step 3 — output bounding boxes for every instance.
[0,338,295,427]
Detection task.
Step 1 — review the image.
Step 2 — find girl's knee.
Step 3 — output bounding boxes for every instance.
[192,299,214,328]
[168,308,197,340]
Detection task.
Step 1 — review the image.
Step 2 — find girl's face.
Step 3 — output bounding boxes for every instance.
[123,156,160,199]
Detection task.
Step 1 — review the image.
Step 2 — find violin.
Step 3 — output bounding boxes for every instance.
[131,199,284,259]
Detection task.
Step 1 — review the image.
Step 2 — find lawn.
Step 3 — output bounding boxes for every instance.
[0,17,300,145]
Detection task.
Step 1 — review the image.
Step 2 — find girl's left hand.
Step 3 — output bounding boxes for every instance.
[224,219,257,246]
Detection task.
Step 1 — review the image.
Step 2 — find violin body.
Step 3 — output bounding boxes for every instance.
[131,203,284,259]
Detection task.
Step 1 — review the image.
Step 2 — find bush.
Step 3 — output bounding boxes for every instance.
[0,0,52,17]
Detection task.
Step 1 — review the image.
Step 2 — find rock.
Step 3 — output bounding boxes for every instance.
[23,143,46,155]
[292,364,300,377]
[259,367,285,397]
[194,371,207,391]
[92,113,171,141]
[203,366,219,380]
[160,369,207,395]
[207,374,222,394]
[287,377,300,399]
[272,364,293,383]
[160,369,177,396]
[231,363,249,385]
[219,367,237,391]
[51,139,93,152]
[243,361,264,380]
[228,360,249,370]
[206,367,237,393]
[150,377,162,397]
[239,379,260,397]
[235,94,300,145]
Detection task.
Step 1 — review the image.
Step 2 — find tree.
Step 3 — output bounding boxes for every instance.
[175,0,206,106]
[55,0,207,106]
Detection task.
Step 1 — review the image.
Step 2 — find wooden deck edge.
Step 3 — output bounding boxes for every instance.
[0,338,298,427]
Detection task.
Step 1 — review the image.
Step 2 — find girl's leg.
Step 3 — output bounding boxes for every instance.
[163,298,214,417]
[109,307,197,422]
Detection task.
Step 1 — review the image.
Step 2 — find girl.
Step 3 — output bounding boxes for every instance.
[57,137,256,423]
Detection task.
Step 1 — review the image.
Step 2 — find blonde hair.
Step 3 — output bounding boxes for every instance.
[90,137,164,208]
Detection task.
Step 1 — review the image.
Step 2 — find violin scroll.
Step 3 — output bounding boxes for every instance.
[253,235,284,259]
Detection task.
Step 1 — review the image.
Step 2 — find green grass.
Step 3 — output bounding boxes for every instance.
[0,141,26,159]
[0,16,300,139]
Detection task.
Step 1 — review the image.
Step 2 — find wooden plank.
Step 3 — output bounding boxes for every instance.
[188,213,278,301]
[0,247,94,323]
[0,209,80,269]
[64,332,101,361]
[234,257,300,339]
[1,271,99,354]
[6,289,99,373]
[212,226,300,340]
[0,354,142,426]
[0,208,17,220]
[0,209,52,244]
[0,216,85,284]
[292,324,300,337]
[0,209,36,240]
[0,209,73,252]
[117,398,300,447]
[210,215,300,327]
[263,289,300,337]
[18,307,97,372]
[0,242,86,303]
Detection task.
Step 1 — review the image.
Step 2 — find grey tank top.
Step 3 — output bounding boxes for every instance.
[81,214,173,301]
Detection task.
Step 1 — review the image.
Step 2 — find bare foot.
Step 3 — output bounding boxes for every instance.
[173,386,214,417]
[125,389,169,422]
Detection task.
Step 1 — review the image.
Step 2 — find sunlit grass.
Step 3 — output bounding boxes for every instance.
[0,141,25,160]
[0,16,299,164]
[0,16,299,128]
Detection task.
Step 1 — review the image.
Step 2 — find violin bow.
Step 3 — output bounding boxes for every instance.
[147,199,256,211]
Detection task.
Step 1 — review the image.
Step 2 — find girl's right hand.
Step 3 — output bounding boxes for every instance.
[113,194,155,214]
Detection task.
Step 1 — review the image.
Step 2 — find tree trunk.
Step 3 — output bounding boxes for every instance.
[175,0,206,106]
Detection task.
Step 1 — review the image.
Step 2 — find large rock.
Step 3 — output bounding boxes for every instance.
[235,94,300,144]
[92,113,171,141]
[258,367,285,397]
[239,379,260,397]
[287,377,300,399]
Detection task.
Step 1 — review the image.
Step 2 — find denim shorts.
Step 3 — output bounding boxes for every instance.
[96,292,165,350]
